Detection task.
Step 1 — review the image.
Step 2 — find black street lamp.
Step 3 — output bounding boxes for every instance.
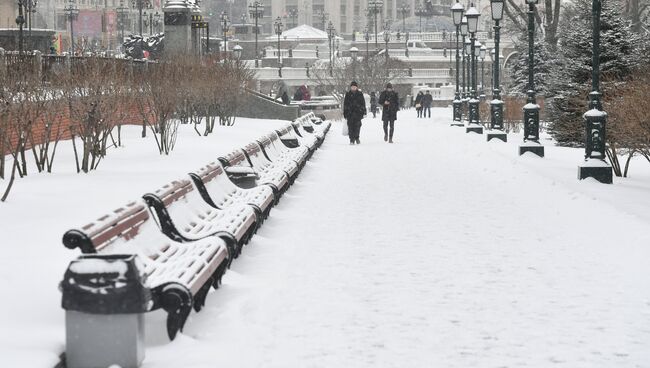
[221,12,230,53]
[24,0,37,51]
[317,10,328,31]
[64,0,79,55]
[131,0,152,38]
[288,8,298,28]
[460,15,469,115]
[368,0,384,51]
[487,0,506,142]
[143,11,161,35]
[15,0,25,54]
[383,21,391,63]
[248,0,264,67]
[519,0,543,156]
[404,31,410,57]
[116,0,129,47]
[416,3,423,33]
[478,45,480,98]
[465,3,482,134]
[399,3,410,32]
[364,26,370,58]
[275,16,283,77]
[451,0,464,125]
[578,0,613,183]
[327,21,335,77]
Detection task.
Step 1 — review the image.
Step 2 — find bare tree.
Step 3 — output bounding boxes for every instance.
[504,0,561,48]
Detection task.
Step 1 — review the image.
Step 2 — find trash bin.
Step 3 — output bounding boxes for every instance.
[61,254,151,368]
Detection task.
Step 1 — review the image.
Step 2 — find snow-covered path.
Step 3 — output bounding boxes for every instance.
[144,109,650,368]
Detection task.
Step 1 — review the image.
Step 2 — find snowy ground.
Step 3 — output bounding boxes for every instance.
[2,109,650,367]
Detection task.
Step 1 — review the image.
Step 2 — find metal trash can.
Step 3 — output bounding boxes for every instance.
[61,254,151,368]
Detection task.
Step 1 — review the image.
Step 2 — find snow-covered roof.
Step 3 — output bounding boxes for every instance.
[266,24,343,41]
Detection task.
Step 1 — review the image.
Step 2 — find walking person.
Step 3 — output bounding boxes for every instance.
[414,91,424,118]
[370,91,378,118]
[422,90,433,118]
[343,81,367,145]
[379,83,399,143]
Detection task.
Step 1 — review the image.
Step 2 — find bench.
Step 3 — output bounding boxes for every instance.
[276,124,317,153]
[189,162,275,225]
[256,133,309,172]
[243,141,299,185]
[219,148,290,199]
[62,200,230,340]
[142,179,258,259]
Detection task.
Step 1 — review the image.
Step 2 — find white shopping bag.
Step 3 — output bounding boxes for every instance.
[342,122,349,136]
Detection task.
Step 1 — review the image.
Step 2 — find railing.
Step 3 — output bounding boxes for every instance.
[367,31,490,43]
[264,49,318,59]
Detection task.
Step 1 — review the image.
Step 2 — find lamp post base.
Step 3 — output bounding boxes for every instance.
[451,121,465,127]
[519,141,544,157]
[466,124,484,134]
[578,159,613,184]
[487,131,507,142]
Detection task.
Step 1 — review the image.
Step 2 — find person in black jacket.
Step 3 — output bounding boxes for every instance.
[414,91,424,118]
[370,91,378,118]
[343,81,367,145]
[422,90,433,118]
[378,83,399,143]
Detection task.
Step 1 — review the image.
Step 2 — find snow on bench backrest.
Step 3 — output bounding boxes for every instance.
[62,201,151,254]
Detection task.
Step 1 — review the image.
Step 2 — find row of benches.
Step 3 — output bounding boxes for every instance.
[61,113,330,341]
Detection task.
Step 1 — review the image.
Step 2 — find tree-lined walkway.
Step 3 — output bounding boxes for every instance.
[145,109,650,368]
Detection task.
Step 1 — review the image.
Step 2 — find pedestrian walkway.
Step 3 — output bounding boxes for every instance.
[145,108,650,368]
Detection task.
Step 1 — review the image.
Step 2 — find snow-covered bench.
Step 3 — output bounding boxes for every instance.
[189,162,275,225]
[142,180,258,259]
[276,125,318,154]
[62,200,230,340]
[257,133,310,171]
[219,148,290,199]
[244,142,299,185]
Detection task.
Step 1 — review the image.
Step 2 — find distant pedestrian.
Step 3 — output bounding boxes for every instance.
[414,91,424,118]
[422,90,433,118]
[378,83,399,143]
[343,81,367,145]
[370,91,378,118]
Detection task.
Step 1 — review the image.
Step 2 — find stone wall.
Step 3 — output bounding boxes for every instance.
[238,89,301,122]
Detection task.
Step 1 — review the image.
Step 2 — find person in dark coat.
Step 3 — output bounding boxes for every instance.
[422,90,433,118]
[369,91,378,118]
[414,91,424,118]
[378,83,399,143]
[343,81,367,145]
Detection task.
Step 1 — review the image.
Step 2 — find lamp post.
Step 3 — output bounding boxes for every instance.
[368,0,383,51]
[460,15,469,117]
[327,21,335,77]
[405,31,410,57]
[383,21,391,63]
[274,16,283,77]
[143,11,160,35]
[248,1,264,67]
[288,8,298,28]
[479,44,486,97]
[364,26,370,58]
[451,0,464,125]
[519,0,543,156]
[131,0,152,38]
[399,2,410,32]
[416,3,423,33]
[465,3,482,134]
[350,46,359,80]
[221,12,230,54]
[317,10,328,30]
[24,0,37,50]
[578,0,612,183]
[487,0,506,142]
[64,0,79,55]
[15,0,25,54]
[116,0,128,49]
